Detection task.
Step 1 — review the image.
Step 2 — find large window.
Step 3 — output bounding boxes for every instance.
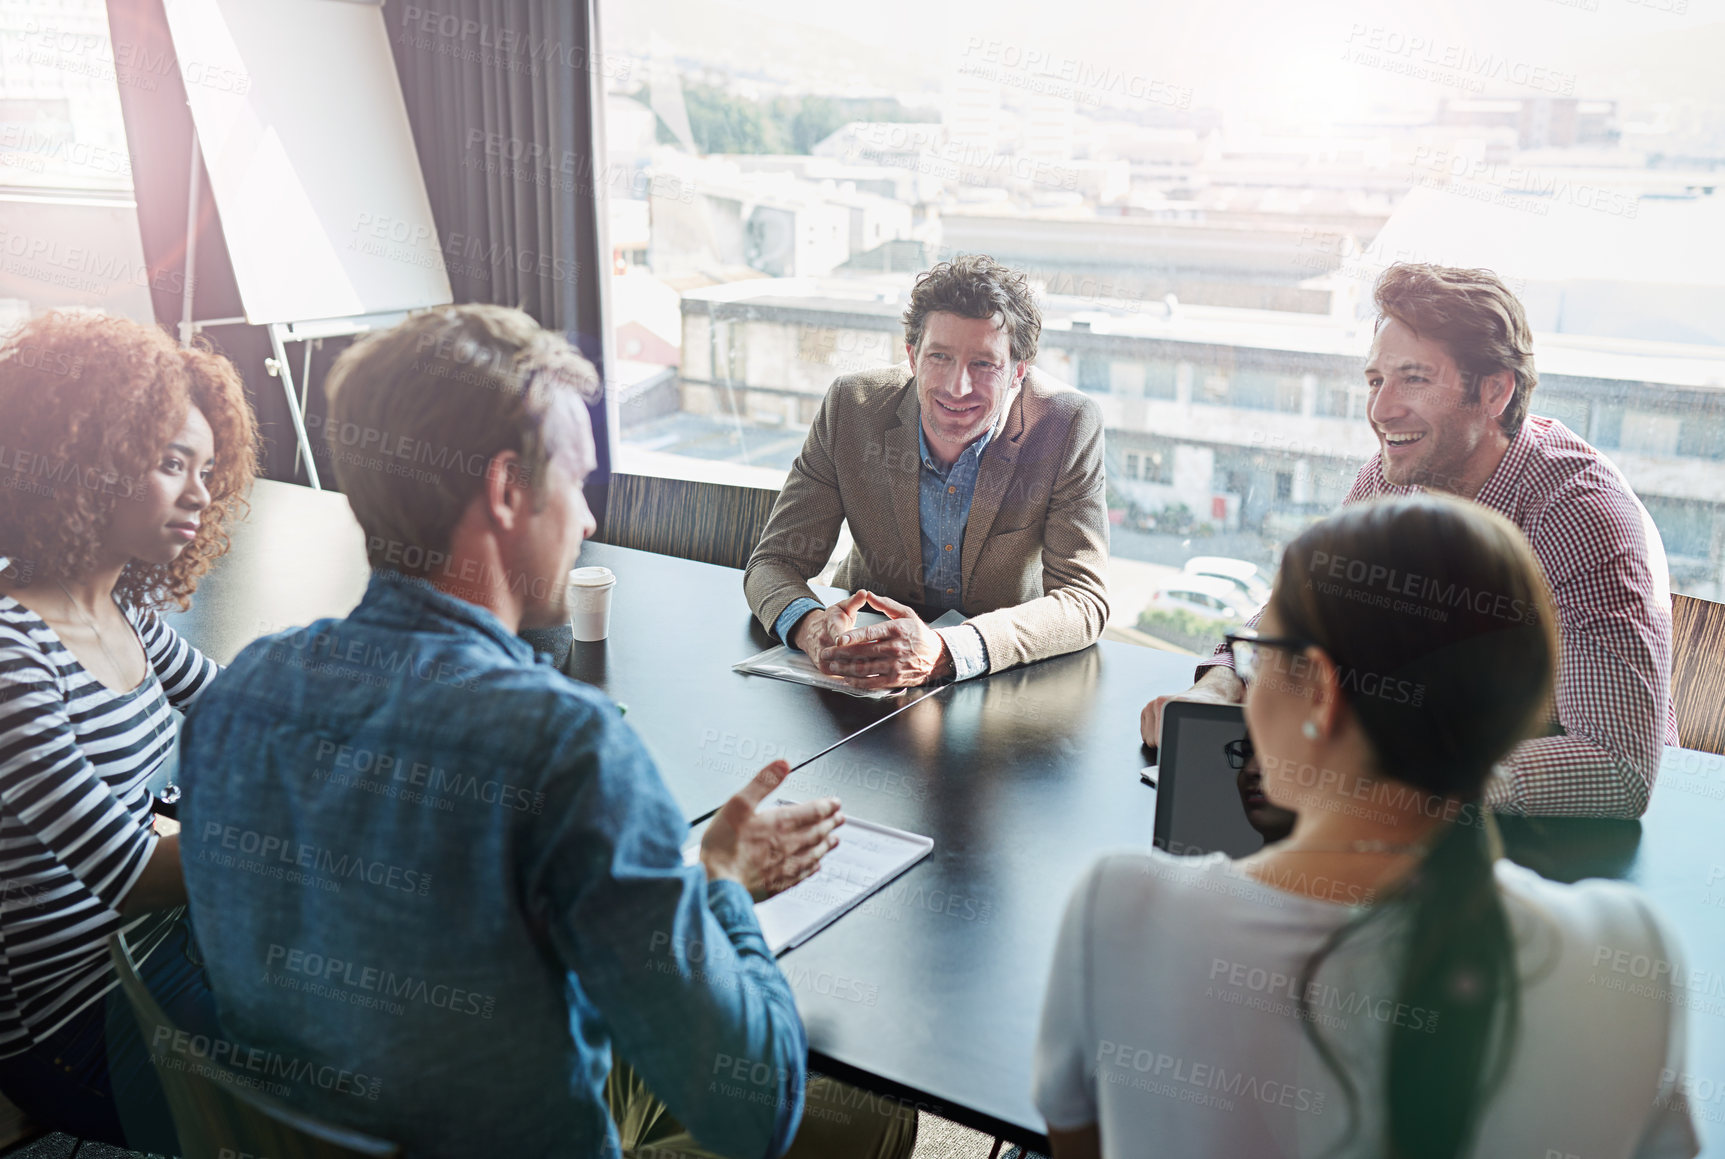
[0,0,133,193]
[598,0,1725,638]
[1,0,156,324]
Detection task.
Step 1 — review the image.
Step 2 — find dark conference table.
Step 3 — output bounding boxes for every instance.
[559,549,946,822]
[167,479,943,821]
[168,478,1725,1155]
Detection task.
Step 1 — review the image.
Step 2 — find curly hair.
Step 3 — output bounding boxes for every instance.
[902,254,1042,364]
[0,311,258,611]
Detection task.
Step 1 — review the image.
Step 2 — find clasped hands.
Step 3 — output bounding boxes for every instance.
[792,590,953,690]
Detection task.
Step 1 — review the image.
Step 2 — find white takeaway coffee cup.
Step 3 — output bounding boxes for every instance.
[568,565,617,642]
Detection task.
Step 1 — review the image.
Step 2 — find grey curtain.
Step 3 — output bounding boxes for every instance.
[109,0,614,485]
[386,0,612,479]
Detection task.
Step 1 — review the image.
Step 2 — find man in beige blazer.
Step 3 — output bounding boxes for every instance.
[744,255,1110,690]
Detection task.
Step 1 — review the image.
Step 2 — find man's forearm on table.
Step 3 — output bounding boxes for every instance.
[1199,604,1263,675]
[1491,732,1655,818]
[745,546,827,638]
[774,597,824,649]
[966,587,1106,672]
[935,623,989,681]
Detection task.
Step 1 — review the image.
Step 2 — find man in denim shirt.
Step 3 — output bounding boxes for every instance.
[180,306,916,1158]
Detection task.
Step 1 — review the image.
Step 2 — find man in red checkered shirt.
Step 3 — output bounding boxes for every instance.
[1141,263,1677,818]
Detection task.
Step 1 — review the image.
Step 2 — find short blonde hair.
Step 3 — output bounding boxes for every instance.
[323,305,599,574]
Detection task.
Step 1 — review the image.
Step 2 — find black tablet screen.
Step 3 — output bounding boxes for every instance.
[1156,704,1269,859]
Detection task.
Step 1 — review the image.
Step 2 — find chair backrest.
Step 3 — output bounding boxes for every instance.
[596,472,780,571]
[107,933,400,1159]
[1671,592,1725,755]
[0,1087,41,1152]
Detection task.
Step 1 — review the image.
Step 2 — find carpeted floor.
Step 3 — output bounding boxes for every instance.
[2,1137,157,1159]
[911,1112,999,1158]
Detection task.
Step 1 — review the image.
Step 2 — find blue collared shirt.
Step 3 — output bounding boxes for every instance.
[180,572,807,1159]
[775,423,991,681]
[916,421,990,614]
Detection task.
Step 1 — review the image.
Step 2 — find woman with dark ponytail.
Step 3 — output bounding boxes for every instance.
[1034,494,1697,1158]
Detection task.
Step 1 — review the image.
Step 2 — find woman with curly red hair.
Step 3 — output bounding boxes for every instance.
[0,310,257,1150]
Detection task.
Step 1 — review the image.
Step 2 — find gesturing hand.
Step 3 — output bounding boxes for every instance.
[699,760,845,902]
[816,590,953,690]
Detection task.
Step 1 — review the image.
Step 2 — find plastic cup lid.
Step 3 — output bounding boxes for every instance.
[569,566,615,586]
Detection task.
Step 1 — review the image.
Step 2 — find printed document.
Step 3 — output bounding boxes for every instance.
[686,798,933,953]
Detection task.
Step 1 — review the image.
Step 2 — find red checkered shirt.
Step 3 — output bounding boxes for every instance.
[1203,415,1678,818]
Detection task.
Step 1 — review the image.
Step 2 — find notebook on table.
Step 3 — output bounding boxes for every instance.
[734,609,968,700]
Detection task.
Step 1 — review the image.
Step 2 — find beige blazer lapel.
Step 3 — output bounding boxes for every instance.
[882,379,925,602]
[960,385,1026,591]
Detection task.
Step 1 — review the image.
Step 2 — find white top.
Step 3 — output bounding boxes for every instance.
[1035,851,1701,1159]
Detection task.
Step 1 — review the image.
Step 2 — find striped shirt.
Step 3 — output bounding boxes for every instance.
[0,580,218,1056]
[1204,416,1678,818]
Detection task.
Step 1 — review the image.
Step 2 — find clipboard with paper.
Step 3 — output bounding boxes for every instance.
[684,798,934,954]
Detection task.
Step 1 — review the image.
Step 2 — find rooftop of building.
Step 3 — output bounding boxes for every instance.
[680,273,1725,388]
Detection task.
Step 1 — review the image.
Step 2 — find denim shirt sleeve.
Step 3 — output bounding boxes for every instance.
[774,597,825,649]
[936,623,990,681]
[526,703,807,1157]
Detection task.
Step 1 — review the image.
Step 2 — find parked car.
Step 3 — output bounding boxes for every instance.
[1182,555,1271,608]
[1148,574,1257,621]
